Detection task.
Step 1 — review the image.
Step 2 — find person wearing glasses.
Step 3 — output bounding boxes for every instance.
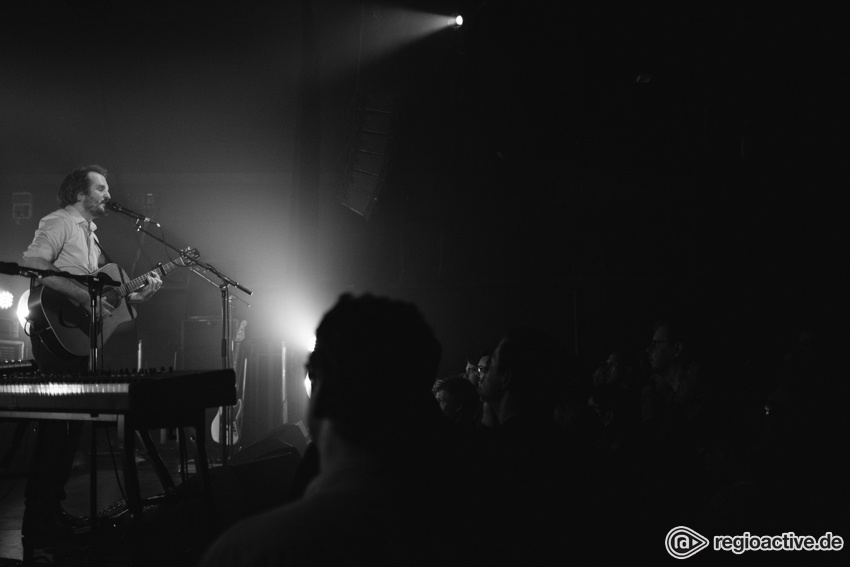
[463,351,492,388]
[474,327,589,562]
[644,318,708,414]
[646,322,684,393]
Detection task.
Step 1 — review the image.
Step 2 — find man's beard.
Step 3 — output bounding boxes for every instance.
[82,193,106,217]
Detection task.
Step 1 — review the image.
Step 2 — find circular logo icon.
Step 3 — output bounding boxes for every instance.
[665,526,709,559]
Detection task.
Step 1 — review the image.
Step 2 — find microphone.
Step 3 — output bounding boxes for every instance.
[105,201,158,225]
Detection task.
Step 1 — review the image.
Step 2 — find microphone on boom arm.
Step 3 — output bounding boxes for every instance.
[105,200,159,226]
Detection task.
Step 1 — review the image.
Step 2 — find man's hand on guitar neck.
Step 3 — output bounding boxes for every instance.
[128,271,163,304]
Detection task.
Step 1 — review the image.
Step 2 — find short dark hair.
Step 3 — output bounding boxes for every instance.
[654,319,683,343]
[435,375,479,417]
[466,348,493,365]
[653,315,705,364]
[309,293,442,449]
[58,165,107,207]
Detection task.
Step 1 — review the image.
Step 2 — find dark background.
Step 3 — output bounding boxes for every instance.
[1,1,846,388]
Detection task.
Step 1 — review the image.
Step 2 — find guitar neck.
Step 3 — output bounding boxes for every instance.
[104,260,181,304]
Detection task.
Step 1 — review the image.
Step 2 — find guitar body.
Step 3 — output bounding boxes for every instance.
[211,399,242,446]
[27,264,137,358]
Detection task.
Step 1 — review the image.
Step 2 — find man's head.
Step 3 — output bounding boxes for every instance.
[464,358,477,385]
[464,352,492,387]
[646,318,702,391]
[647,322,681,375]
[306,293,442,450]
[478,327,560,416]
[58,165,110,219]
[434,375,479,421]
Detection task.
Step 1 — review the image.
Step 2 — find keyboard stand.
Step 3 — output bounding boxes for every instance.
[0,408,215,529]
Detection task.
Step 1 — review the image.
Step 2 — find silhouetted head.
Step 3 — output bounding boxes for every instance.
[434,375,479,421]
[646,318,694,376]
[307,293,442,450]
[478,326,561,415]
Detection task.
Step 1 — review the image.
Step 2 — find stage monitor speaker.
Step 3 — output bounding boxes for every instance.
[256,421,311,457]
[210,438,301,529]
[144,440,301,553]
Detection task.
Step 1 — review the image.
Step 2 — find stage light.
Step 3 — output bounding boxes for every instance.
[0,290,12,310]
[304,334,316,398]
[450,14,463,27]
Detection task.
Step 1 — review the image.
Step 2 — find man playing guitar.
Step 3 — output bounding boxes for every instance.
[19,165,162,559]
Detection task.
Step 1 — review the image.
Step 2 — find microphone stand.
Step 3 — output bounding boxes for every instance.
[183,261,253,464]
[131,220,253,465]
[85,274,109,374]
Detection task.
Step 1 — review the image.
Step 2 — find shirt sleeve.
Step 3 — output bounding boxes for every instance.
[23,213,69,263]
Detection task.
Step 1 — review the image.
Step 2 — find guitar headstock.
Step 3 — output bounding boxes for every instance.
[178,248,200,267]
[235,320,248,342]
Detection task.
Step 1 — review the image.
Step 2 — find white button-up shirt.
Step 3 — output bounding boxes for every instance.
[23,206,101,275]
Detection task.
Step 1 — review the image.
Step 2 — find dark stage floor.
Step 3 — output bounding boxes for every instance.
[0,427,237,566]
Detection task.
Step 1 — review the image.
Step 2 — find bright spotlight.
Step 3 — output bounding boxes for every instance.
[0,290,12,310]
[304,334,316,398]
[450,14,463,28]
[16,292,30,329]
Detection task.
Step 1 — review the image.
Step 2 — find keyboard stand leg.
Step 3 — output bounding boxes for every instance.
[118,416,143,522]
[192,410,211,488]
[190,409,219,534]
[138,429,175,493]
[90,424,98,535]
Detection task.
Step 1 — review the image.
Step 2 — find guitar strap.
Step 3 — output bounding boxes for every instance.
[93,233,111,265]
[94,238,137,321]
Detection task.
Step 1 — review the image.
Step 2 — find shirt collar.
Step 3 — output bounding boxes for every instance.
[64,205,97,232]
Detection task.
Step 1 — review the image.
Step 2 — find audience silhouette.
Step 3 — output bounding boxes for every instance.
[196,293,849,566]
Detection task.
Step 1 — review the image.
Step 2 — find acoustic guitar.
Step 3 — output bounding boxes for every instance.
[24,249,198,358]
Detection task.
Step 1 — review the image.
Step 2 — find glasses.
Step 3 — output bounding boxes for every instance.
[647,340,672,350]
[475,365,489,375]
